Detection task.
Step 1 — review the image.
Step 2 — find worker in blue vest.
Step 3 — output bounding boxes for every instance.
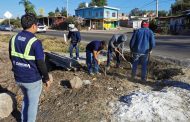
[67,24,81,60]
[106,34,127,70]
[130,20,156,82]
[86,40,106,75]
[9,13,52,122]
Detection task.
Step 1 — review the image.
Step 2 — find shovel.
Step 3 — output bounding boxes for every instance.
[104,50,132,76]
[115,49,132,69]
[99,64,107,76]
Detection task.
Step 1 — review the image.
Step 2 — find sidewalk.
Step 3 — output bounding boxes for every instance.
[47,27,134,34]
[80,28,133,34]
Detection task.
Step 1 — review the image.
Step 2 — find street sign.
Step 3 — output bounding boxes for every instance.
[4,11,12,19]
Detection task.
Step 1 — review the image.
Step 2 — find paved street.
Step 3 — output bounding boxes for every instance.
[153,35,190,60]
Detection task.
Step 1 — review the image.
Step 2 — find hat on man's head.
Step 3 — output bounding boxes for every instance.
[118,34,127,42]
[68,24,75,29]
[141,20,149,28]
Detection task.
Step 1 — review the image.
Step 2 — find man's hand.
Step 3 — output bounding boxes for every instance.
[114,48,119,52]
[45,80,51,91]
[44,74,53,91]
[97,60,100,65]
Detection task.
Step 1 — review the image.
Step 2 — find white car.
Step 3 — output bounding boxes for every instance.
[37,23,46,33]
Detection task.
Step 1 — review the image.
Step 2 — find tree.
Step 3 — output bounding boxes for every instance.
[97,0,107,6]
[149,19,157,32]
[158,10,168,17]
[78,2,86,8]
[171,0,190,15]
[19,0,36,15]
[89,0,96,6]
[1,19,21,28]
[48,12,55,17]
[129,8,156,17]
[55,7,60,16]
[89,0,107,7]
[55,7,60,13]
[130,8,142,16]
[39,8,45,17]
[61,7,67,17]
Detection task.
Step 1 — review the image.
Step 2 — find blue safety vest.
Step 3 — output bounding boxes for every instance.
[10,31,44,83]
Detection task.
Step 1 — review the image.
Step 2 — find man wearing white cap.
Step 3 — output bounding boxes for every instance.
[68,24,81,60]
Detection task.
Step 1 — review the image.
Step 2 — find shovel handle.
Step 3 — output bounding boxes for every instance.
[115,49,126,61]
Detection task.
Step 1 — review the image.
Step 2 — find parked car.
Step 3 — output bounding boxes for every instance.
[37,23,46,33]
[0,25,4,30]
[0,24,13,31]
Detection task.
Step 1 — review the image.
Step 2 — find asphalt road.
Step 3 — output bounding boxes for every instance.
[13,29,190,60]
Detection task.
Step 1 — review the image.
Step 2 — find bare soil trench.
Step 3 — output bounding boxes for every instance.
[0,36,189,122]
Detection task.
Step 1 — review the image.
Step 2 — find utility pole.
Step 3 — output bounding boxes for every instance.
[66,0,68,17]
[156,0,158,17]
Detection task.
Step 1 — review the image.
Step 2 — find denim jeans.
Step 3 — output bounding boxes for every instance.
[69,43,79,58]
[16,80,42,122]
[107,47,120,67]
[131,53,148,81]
[86,50,99,74]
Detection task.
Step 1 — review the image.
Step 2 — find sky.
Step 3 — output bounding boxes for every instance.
[0,0,176,18]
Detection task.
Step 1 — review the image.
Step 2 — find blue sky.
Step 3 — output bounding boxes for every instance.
[0,0,175,18]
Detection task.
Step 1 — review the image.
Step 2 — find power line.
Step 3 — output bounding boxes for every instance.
[140,0,156,9]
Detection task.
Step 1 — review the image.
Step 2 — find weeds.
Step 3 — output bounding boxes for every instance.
[0,34,86,53]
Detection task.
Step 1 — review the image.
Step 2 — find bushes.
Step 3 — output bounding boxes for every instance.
[52,16,84,31]
[157,27,169,35]
[1,18,21,28]
[149,19,169,35]
[149,19,157,32]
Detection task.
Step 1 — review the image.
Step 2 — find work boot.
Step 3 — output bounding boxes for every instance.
[141,79,147,83]
[116,63,120,68]
[96,72,101,75]
[76,57,80,60]
[89,72,94,76]
[116,64,123,69]
[106,66,110,70]
[130,75,135,81]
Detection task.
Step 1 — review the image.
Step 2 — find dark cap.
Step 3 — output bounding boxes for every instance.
[119,34,127,42]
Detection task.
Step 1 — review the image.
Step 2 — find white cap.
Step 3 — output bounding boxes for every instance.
[69,24,75,29]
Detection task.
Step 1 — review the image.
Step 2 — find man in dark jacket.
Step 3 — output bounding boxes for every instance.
[130,20,156,82]
[86,40,106,75]
[9,13,52,122]
[68,24,81,60]
[107,34,127,69]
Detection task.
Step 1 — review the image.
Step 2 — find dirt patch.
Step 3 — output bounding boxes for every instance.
[0,34,189,122]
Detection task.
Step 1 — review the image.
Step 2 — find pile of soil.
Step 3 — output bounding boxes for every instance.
[0,36,189,122]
